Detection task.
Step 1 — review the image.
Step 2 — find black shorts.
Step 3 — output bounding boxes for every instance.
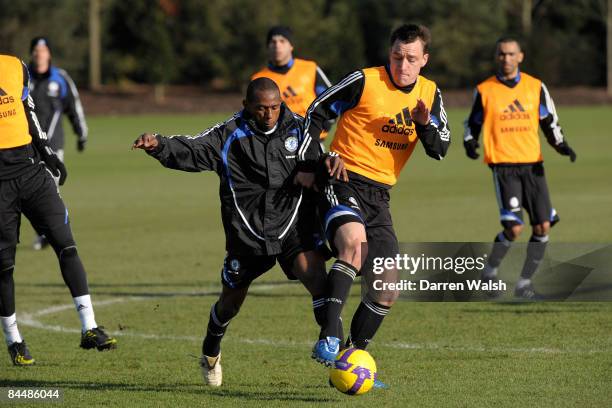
[0,165,69,251]
[491,163,556,227]
[221,192,323,289]
[320,172,399,272]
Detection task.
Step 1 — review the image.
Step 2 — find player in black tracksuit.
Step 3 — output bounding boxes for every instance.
[29,37,88,250]
[133,78,346,386]
[29,37,88,160]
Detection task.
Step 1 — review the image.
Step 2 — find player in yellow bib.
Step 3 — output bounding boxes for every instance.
[0,55,116,366]
[295,25,450,385]
[463,37,577,299]
[251,26,333,142]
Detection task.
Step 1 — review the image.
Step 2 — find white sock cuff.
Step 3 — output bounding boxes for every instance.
[73,294,97,331]
[1,313,23,345]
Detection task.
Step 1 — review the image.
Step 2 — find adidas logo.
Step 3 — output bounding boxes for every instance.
[503,99,525,113]
[501,99,530,120]
[0,87,15,105]
[77,304,87,311]
[381,107,414,135]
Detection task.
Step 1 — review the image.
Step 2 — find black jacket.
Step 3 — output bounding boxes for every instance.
[28,64,87,152]
[148,106,307,255]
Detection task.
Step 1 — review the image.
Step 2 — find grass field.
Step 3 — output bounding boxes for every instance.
[3,106,612,407]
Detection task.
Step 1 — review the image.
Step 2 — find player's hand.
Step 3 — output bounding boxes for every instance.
[132,133,159,151]
[77,137,86,152]
[294,171,316,189]
[325,153,348,182]
[41,146,68,185]
[464,138,480,160]
[556,142,576,162]
[410,98,430,126]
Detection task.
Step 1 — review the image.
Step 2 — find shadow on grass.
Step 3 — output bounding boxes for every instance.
[0,379,339,403]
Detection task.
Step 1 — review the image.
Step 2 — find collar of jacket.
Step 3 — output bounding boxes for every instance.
[240,104,297,138]
[28,63,52,80]
[495,70,521,88]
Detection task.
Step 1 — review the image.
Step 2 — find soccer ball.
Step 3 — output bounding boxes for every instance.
[329,348,377,395]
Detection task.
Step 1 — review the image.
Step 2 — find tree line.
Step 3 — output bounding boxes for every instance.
[0,0,607,90]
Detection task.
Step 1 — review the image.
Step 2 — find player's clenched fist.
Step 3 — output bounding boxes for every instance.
[132,133,159,150]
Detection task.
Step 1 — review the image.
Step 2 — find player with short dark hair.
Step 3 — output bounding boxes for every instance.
[28,37,88,250]
[133,77,347,387]
[295,24,450,381]
[463,37,576,299]
[0,54,115,366]
[252,25,333,142]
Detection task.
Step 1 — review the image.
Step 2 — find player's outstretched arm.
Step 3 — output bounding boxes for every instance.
[132,124,225,173]
[412,88,451,160]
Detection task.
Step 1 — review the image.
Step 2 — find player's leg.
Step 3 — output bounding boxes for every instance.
[0,177,35,365]
[200,254,275,386]
[32,149,62,251]
[21,167,116,350]
[312,189,366,364]
[515,163,553,299]
[482,166,525,283]
[349,224,399,351]
[279,245,345,344]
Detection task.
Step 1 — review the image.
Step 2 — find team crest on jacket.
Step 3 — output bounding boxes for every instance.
[229,259,241,271]
[47,81,60,97]
[284,136,298,152]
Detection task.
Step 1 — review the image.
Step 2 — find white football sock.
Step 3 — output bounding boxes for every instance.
[516,278,531,289]
[73,295,97,332]
[482,263,498,279]
[1,313,23,345]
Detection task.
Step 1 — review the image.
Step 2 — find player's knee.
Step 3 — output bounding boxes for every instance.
[46,225,77,256]
[58,245,79,262]
[0,248,16,275]
[505,224,524,241]
[336,236,367,268]
[533,222,550,236]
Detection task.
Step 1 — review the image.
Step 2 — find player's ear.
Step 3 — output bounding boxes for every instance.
[242,99,247,109]
[517,51,524,64]
[421,53,429,67]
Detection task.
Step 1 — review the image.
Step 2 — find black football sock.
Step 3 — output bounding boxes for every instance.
[202,302,233,357]
[312,295,326,337]
[350,298,390,350]
[322,260,357,339]
[0,248,17,317]
[56,246,89,297]
[520,234,549,280]
[487,231,513,269]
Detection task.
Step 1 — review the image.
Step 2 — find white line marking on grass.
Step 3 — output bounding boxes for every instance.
[19,289,611,355]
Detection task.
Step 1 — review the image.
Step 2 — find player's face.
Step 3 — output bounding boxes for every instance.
[268,35,293,66]
[245,90,282,131]
[496,41,523,78]
[388,39,429,87]
[32,44,51,68]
